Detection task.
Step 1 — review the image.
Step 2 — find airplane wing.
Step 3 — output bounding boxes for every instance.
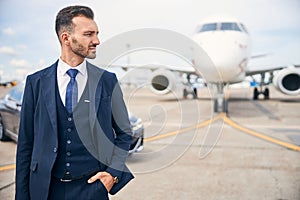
[245,65,297,76]
[104,63,196,73]
[245,56,300,97]
[98,63,203,97]
[246,53,300,76]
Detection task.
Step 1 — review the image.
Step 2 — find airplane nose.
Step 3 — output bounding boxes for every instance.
[202,45,244,82]
[193,31,250,82]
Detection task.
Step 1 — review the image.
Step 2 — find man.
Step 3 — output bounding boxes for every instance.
[15,5,134,200]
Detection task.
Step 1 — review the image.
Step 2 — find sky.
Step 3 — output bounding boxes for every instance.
[0,0,300,81]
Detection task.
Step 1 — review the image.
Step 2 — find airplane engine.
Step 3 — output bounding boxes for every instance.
[150,69,177,95]
[273,67,300,95]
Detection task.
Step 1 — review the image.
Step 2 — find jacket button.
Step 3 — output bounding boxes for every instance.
[53,147,57,153]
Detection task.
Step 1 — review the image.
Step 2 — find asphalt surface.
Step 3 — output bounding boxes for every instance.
[0,85,299,200]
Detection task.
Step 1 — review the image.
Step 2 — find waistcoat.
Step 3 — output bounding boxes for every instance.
[52,80,100,178]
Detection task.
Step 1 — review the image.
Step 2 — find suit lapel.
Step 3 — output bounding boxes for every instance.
[40,61,103,139]
[87,62,103,130]
[41,61,58,134]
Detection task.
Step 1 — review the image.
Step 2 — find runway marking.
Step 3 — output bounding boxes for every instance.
[144,113,224,142]
[0,181,15,191]
[223,115,300,152]
[0,113,298,175]
[252,101,280,120]
[0,164,15,172]
[144,110,300,152]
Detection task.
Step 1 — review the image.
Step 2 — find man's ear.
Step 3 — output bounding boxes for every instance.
[61,32,70,46]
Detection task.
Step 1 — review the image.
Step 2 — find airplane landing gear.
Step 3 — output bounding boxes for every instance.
[182,73,198,99]
[213,97,228,113]
[252,72,272,100]
[253,87,269,100]
[253,87,259,100]
[264,88,270,99]
[183,88,197,99]
[212,83,228,113]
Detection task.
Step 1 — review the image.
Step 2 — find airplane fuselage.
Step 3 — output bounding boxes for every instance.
[144,17,299,113]
[193,19,251,84]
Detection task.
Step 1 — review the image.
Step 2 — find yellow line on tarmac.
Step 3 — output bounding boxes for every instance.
[144,110,300,152]
[144,113,223,142]
[0,114,220,172]
[223,115,300,152]
[0,164,15,172]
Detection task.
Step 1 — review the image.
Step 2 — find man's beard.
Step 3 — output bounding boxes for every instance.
[71,38,96,59]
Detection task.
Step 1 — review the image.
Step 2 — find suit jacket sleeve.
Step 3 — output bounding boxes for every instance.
[104,74,134,187]
[15,76,35,200]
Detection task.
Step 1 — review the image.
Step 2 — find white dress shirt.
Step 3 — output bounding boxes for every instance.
[57,58,88,106]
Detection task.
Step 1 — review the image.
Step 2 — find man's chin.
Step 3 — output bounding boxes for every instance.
[87,53,96,59]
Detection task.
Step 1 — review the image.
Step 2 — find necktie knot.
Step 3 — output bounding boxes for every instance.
[67,69,78,79]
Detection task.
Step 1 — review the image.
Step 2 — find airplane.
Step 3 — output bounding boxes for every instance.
[191,15,299,112]
[0,81,17,87]
[0,77,17,87]
[104,15,300,113]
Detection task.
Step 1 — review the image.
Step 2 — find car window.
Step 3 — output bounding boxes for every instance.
[7,86,23,103]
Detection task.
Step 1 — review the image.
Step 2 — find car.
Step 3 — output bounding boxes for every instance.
[128,113,144,153]
[0,83,144,153]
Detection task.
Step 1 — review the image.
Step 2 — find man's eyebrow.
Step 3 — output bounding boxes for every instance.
[83,30,95,33]
[83,30,99,34]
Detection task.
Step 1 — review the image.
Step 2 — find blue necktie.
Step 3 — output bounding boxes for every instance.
[66,69,78,113]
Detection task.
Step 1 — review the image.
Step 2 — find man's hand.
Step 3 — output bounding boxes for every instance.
[88,171,115,192]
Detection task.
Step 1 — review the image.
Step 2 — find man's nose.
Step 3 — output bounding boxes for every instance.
[93,36,100,46]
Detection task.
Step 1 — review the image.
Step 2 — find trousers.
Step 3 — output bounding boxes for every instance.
[47,176,109,200]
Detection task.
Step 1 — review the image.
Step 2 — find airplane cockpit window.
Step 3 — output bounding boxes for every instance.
[220,23,242,32]
[198,23,217,32]
[240,23,249,33]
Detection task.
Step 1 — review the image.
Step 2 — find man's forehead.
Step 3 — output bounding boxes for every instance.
[72,16,98,30]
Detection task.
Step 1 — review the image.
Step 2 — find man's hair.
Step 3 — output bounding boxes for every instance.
[55,5,94,39]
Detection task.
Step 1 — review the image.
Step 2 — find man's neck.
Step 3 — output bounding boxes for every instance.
[60,54,84,67]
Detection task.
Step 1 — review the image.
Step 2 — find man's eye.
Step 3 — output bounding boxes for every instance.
[84,33,92,36]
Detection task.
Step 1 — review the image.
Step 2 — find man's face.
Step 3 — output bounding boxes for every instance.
[69,16,100,59]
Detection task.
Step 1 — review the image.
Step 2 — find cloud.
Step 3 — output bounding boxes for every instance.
[10,59,31,68]
[2,27,15,36]
[16,68,29,76]
[0,46,17,55]
[16,44,28,50]
[36,59,46,68]
[0,0,299,71]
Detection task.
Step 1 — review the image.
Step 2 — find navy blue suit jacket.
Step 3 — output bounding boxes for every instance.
[15,61,134,200]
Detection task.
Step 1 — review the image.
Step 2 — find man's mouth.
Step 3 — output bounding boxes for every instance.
[89,45,97,50]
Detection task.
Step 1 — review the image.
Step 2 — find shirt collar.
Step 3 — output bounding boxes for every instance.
[58,58,87,76]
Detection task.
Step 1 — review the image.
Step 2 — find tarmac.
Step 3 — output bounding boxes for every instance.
[0,85,299,199]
